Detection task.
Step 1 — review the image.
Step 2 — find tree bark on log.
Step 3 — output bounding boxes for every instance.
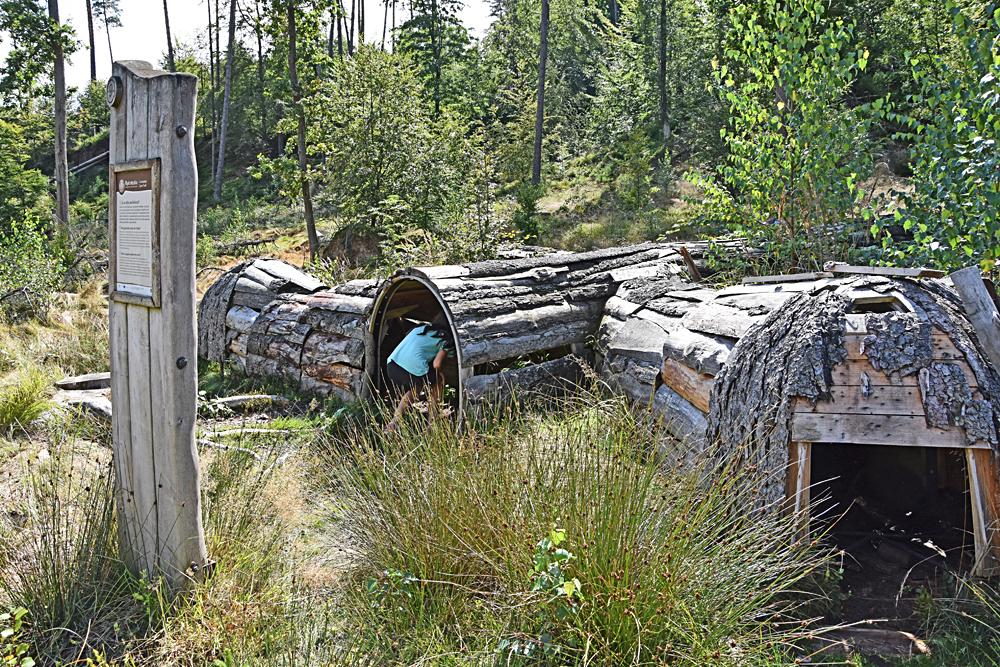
[382,241,738,370]
[464,355,588,404]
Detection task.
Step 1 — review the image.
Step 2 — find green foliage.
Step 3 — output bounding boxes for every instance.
[694,0,882,271]
[396,0,474,112]
[0,0,77,103]
[287,46,512,262]
[0,608,34,667]
[877,2,1000,271]
[0,217,66,320]
[0,119,47,225]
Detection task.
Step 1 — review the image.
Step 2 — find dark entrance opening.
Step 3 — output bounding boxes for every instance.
[371,278,461,415]
[810,443,974,621]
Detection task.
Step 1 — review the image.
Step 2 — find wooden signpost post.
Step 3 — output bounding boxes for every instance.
[107,61,208,589]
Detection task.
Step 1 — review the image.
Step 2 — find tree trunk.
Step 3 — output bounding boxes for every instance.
[215,0,221,86]
[348,0,355,54]
[608,0,618,26]
[163,0,175,71]
[358,0,364,45]
[213,0,238,203]
[49,0,69,233]
[431,0,440,115]
[103,6,114,62]
[381,0,388,50]
[207,0,217,186]
[337,0,345,57]
[255,17,267,148]
[287,2,320,261]
[328,7,335,57]
[85,0,96,81]
[657,0,671,157]
[531,0,549,185]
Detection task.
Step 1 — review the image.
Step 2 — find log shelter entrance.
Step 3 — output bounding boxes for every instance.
[808,443,976,618]
[370,276,462,415]
[781,300,1000,578]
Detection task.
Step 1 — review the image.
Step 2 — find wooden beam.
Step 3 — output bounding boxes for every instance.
[950,266,1000,374]
[843,333,966,362]
[791,413,990,449]
[793,388,924,416]
[784,441,811,538]
[661,357,712,413]
[742,271,833,284]
[967,449,1000,577]
[824,262,945,279]
[830,360,978,389]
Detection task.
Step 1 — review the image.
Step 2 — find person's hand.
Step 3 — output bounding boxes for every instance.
[432,348,447,372]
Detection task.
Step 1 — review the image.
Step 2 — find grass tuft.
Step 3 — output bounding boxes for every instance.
[325,396,829,665]
[0,367,50,434]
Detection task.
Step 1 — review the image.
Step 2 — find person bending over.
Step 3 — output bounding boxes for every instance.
[385,314,453,431]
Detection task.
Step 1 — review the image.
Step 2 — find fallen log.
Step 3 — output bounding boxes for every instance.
[370,240,752,421]
[197,259,378,401]
[463,355,589,404]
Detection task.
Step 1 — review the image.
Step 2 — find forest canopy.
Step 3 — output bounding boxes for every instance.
[0,0,997,318]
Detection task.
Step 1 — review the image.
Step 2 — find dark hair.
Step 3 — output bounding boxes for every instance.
[418,314,452,350]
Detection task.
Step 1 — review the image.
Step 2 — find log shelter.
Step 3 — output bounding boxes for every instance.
[600,270,1000,576]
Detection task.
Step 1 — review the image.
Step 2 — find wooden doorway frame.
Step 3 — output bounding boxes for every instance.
[787,441,1000,577]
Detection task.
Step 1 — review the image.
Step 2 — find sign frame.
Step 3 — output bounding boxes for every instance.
[109,158,161,307]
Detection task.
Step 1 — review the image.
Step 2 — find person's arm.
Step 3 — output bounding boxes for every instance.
[432,348,447,372]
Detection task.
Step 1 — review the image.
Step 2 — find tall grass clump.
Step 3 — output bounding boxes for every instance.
[0,367,50,433]
[329,395,829,665]
[0,422,141,663]
[153,446,339,666]
[907,576,1000,666]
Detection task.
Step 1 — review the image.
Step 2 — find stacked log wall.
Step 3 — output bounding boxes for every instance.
[198,259,377,401]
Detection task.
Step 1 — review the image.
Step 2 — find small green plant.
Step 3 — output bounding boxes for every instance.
[365,569,420,612]
[531,526,584,618]
[0,607,34,667]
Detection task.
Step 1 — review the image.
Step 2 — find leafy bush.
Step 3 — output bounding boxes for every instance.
[328,397,826,664]
[0,119,47,226]
[693,0,881,272]
[0,607,34,667]
[0,218,66,321]
[877,2,1000,271]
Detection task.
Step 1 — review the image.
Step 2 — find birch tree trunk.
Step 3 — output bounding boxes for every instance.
[49,0,69,233]
[287,1,320,261]
[213,0,238,202]
[207,0,216,184]
[531,0,549,186]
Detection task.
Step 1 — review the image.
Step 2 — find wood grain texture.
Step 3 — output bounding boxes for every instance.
[830,359,977,388]
[791,413,989,449]
[793,388,924,416]
[661,357,712,413]
[951,266,1000,378]
[109,61,208,589]
[968,449,1000,576]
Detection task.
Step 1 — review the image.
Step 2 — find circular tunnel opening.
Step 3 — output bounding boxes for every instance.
[371,276,463,422]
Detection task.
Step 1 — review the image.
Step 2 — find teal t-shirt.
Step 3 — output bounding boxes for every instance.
[388,325,450,376]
